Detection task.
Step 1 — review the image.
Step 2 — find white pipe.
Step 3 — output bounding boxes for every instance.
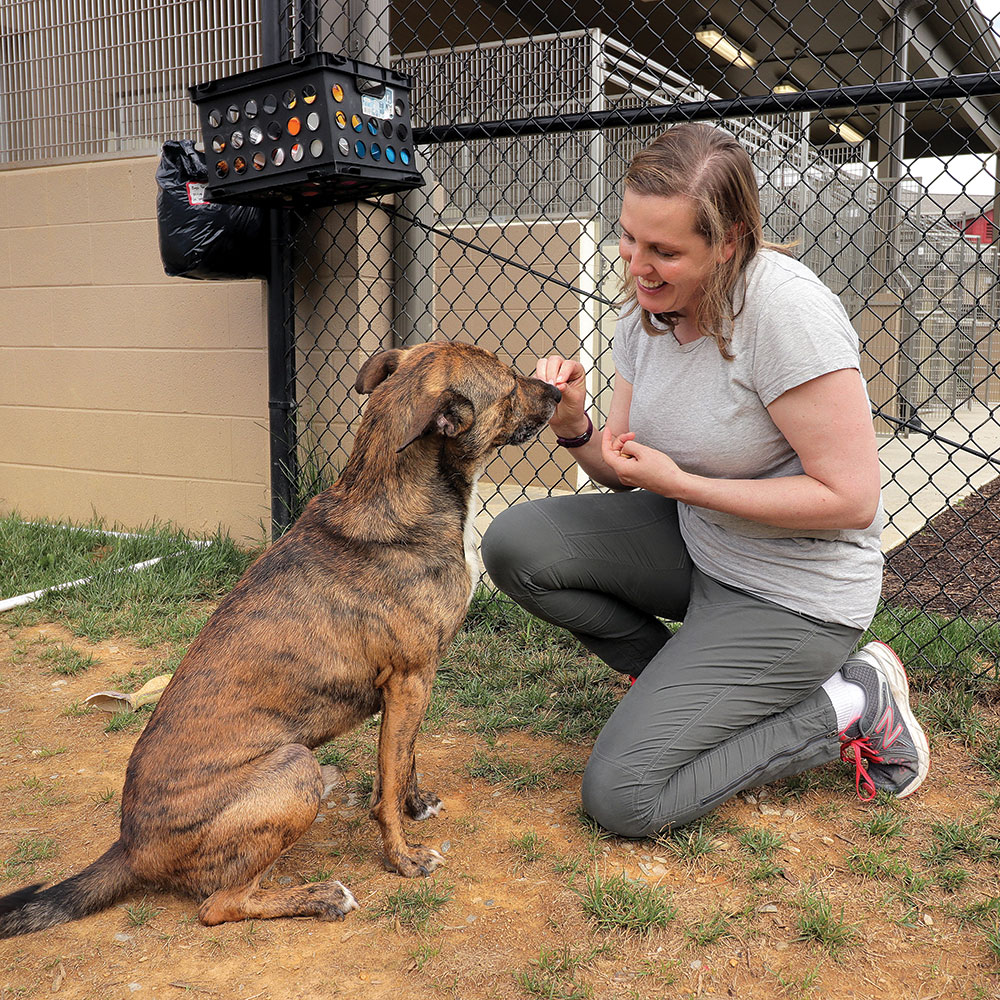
[1,527,213,613]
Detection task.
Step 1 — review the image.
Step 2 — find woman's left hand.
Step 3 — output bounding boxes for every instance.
[601,428,689,496]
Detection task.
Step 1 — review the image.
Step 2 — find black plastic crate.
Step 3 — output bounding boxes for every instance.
[189,52,424,207]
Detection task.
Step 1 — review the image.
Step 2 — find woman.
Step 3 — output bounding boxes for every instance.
[481,123,929,838]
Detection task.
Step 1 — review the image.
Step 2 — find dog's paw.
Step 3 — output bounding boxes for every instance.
[406,791,443,821]
[314,880,360,921]
[386,845,445,878]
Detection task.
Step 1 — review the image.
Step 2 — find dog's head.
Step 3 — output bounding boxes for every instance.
[355,342,561,463]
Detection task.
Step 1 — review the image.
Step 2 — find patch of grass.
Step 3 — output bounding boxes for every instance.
[434,591,621,741]
[655,820,719,863]
[123,898,162,927]
[315,742,351,767]
[794,885,858,957]
[516,946,598,1000]
[368,879,454,931]
[576,870,677,934]
[39,643,97,676]
[685,907,733,945]
[3,516,256,648]
[854,806,905,841]
[3,836,57,879]
[923,813,1000,865]
[104,707,153,733]
[738,828,784,857]
[935,866,970,893]
[509,830,547,871]
[465,749,551,791]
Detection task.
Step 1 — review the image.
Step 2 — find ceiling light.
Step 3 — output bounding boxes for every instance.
[828,121,866,144]
[695,24,758,69]
[772,74,801,94]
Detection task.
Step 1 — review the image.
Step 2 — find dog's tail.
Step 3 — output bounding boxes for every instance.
[0,841,138,938]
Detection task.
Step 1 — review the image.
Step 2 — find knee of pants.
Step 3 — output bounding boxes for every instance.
[580,753,658,840]
[480,503,551,597]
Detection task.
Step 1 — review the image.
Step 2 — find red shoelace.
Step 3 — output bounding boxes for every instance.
[840,736,882,801]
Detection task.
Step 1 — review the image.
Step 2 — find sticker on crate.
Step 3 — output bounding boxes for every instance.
[189,51,424,207]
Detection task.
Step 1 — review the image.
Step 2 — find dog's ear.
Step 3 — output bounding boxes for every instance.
[355,349,405,394]
[397,390,475,452]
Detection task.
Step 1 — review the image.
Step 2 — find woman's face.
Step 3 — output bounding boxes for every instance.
[618,190,734,317]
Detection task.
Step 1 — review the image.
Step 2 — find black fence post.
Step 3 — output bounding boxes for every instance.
[262,0,298,537]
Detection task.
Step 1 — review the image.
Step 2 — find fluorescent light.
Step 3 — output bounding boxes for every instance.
[772,76,800,94]
[828,121,866,144]
[695,24,758,69]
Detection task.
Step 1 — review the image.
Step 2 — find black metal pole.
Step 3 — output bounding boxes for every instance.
[262,0,298,537]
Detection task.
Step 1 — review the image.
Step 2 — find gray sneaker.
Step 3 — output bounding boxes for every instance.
[839,641,930,801]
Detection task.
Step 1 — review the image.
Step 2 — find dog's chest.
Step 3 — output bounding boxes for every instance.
[463,476,482,603]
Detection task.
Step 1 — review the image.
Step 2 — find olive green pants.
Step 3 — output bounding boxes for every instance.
[481,491,861,836]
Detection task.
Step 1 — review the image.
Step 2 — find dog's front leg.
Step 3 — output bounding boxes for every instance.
[372,670,444,877]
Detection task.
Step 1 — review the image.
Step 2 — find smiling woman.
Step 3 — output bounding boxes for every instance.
[482,123,930,840]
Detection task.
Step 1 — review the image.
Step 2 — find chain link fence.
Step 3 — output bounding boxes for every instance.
[264,1,1000,677]
[3,0,999,676]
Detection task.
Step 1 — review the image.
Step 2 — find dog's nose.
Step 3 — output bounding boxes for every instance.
[545,383,562,404]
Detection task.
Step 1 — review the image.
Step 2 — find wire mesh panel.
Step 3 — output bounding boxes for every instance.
[3,0,1000,676]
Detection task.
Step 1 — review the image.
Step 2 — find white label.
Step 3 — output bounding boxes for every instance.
[361,86,393,121]
[186,181,209,205]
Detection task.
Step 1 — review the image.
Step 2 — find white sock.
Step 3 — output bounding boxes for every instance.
[822,670,866,733]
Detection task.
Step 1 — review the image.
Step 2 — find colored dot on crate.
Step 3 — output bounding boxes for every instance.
[352,115,363,131]
[282,89,296,109]
[271,147,285,166]
[307,112,321,131]
[332,84,344,102]
[303,85,317,104]
[385,145,396,162]
[249,126,263,144]
[291,143,304,162]
[355,140,366,157]
[234,156,247,173]
[338,137,349,155]
[253,152,266,170]
[208,109,222,127]
[367,119,378,136]
[215,160,228,177]
[231,131,244,149]
[211,136,225,153]
[244,99,258,118]
[263,94,278,114]
[336,111,347,128]
[310,139,324,157]
[400,148,411,164]
[287,117,301,136]
[226,105,239,123]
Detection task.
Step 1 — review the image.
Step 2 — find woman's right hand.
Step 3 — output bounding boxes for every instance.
[535,355,589,438]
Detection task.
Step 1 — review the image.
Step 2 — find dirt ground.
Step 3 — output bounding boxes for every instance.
[883,475,1000,618]
[1,618,999,1000]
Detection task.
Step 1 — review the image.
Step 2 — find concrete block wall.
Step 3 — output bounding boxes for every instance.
[0,156,271,544]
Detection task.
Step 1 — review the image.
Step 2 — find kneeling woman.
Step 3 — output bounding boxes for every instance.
[482,123,929,837]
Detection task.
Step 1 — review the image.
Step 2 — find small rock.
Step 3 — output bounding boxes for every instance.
[128,984,142,993]
[821,836,835,846]
[278,876,293,886]
[689,959,703,970]
[781,844,801,854]
[466,914,477,923]
[313,813,326,823]
[757,904,779,913]
[759,806,781,816]
[441,840,451,854]
[114,933,132,943]
[923,913,934,926]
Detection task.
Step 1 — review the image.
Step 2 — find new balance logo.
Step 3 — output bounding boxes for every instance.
[874,706,904,748]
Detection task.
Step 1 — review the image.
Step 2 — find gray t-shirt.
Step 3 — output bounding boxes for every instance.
[611,248,884,629]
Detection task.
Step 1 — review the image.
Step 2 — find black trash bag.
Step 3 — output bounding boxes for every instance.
[155,139,268,280]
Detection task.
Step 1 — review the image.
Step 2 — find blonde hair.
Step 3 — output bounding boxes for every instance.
[621,123,790,359]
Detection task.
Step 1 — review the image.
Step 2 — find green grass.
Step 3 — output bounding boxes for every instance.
[433,591,624,741]
[39,643,97,676]
[368,879,454,930]
[516,946,602,1000]
[794,885,859,957]
[575,870,677,934]
[1,514,256,647]
[3,836,57,879]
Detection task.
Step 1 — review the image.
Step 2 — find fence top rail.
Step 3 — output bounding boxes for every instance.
[414,71,1000,145]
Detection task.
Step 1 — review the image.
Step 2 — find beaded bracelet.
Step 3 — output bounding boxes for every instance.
[555,413,593,449]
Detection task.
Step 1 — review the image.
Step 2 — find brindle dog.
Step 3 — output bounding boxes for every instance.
[0,341,560,936]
